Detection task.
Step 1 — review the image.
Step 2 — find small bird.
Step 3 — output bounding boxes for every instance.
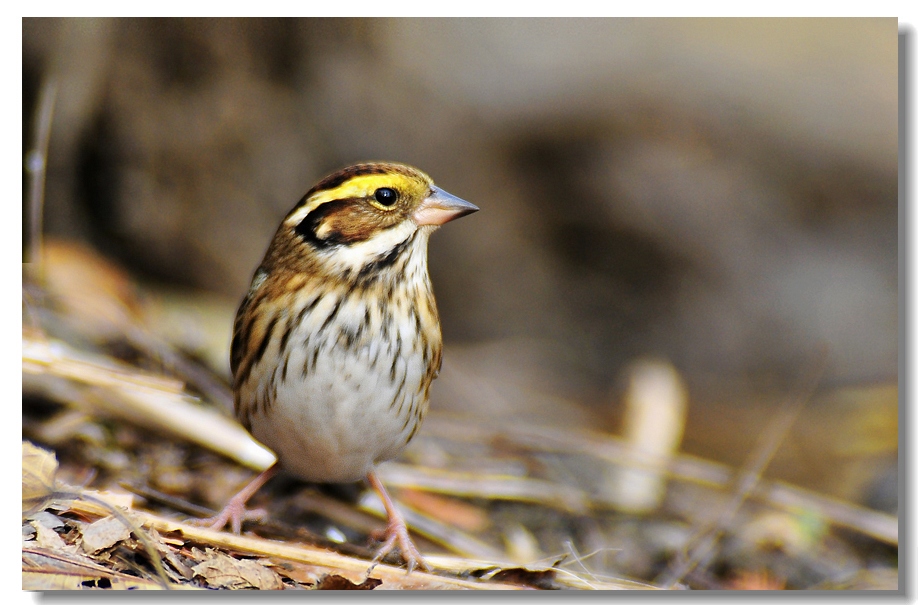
[201,162,478,573]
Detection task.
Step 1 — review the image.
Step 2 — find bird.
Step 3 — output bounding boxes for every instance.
[199,161,478,573]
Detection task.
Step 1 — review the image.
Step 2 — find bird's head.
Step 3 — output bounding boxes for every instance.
[268,162,478,280]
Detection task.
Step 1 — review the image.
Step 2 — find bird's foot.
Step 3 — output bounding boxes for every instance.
[364,470,431,575]
[189,498,268,534]
[188,464,278,534]
[367,517,430,576]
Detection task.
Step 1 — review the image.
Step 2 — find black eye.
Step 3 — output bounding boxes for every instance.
[374,187,398,206]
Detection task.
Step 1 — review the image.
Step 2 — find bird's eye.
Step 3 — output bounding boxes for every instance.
[374,187,398,207]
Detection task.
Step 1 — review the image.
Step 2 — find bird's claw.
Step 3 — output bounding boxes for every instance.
[189,501,268,534]
[367,521,430,576]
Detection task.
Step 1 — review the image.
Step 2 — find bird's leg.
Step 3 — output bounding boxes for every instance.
[366,470,430,575]
[192,463,278,534]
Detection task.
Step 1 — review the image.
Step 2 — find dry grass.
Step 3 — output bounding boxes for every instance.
[21,243,898,590]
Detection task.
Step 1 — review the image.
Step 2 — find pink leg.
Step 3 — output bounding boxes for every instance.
[366,470,430,574]
[193,464,278,534]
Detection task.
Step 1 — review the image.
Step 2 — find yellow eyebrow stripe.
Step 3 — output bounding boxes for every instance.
[310,174,411,208]
[286,173,420,227]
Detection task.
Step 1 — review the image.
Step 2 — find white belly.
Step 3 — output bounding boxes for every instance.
[242,311,428,483]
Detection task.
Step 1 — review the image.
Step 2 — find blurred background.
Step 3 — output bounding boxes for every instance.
[22,18,899,588]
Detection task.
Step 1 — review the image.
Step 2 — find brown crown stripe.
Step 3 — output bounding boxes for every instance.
[310,163,414,198]
[310,164,388,194]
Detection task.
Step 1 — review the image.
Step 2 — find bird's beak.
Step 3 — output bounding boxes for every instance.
[413,186,479,226]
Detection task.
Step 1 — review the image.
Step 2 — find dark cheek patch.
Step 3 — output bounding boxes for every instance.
[295,200,362,247]
[295,199,402,248]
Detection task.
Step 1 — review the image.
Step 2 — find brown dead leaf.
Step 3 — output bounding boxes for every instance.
[81,515,133,554]
[315,574,382,590]
[490,567,556,590]
[28,511,65,530]
[191,548,284,590]
[146,530,194,580]
[41,239,143,340]
[266,558,321,586]
[32,522,68,551]
[22,441,58,514]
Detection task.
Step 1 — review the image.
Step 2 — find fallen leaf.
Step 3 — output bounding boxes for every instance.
[22,441,58,514]
[266,558,321,586]
[147,531,194,580]
[81,515,132,554]
[490,567,556,590]
[32,523,68,551]
[191,549,284,590]
[28,511,65,530]
[315,574,382,590]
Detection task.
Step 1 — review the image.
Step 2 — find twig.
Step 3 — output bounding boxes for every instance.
[25,76,58,272]
[132,513,526,590]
